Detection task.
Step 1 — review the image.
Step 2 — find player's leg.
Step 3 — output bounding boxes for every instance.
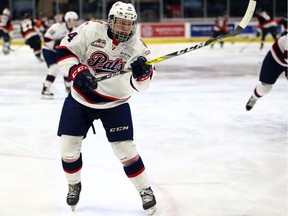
[1,31,10,55]
[270,26,278,41]
[30,35,43,61]
[101,103,157,214]
[58,94,93,210]
[63,76,71,93]
[260,28,268,49]
[246,50,285,110]
[42,49,58,98]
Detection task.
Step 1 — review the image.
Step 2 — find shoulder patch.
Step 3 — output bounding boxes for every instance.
[92,19,106,25]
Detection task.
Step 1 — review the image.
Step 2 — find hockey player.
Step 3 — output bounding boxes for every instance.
[20,13,43,62]
[35,16,50,36]
[210,11,229,49]
[246,35,287,111]
[56,1,157,215]
[41,11,78,99]
[255,8,277,49]
[0,8,13,55]
[276,16,287,37]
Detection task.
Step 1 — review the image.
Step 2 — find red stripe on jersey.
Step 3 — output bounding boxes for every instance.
[73,86,130,103]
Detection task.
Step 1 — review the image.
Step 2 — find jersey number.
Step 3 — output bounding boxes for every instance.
[67,32,78,42]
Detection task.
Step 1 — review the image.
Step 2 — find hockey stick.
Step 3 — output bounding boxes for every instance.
[95,0,257,82]
[9,44,25,52]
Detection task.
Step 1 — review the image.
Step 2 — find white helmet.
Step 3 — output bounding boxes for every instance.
[108,1,137,42]
[3,8,10,16]
[64,11,78,22]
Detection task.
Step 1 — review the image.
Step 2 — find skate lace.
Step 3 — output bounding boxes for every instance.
[68,184,80,198]
[140,188,154,204]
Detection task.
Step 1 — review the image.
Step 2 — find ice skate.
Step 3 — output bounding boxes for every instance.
[3,47,10,55]
[67,182,81,211]
[246,96,257,111]
[140,187,157,215]
[41,85,54,99]
[65,86,71,93]
[64,80,71,93]
[36,56,44,62]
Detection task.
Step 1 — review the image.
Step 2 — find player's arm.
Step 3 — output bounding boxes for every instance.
[56,23,97,91]
[56,23,87,76]
[43,24,58,50]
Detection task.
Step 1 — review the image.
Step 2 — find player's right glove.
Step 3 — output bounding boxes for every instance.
[69,63,98,92]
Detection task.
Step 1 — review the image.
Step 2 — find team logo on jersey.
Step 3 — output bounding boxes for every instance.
[87,51,126,73]
[91,38,106,48]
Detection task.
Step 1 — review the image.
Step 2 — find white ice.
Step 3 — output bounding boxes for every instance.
[0,41,287,216]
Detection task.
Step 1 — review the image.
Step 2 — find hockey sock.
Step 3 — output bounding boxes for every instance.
[62,153,82,184]
[124,156,145,178]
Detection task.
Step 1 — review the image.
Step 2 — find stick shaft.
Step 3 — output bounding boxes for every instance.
[96,0,257,82]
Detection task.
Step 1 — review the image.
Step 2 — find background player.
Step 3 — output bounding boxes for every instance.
[56,1,157,215]
[276,15,287,36]
[20,13,43,61]
[246,35,287,111]
[210,11,229,49]
[41,11,78,99]
[0,8,13,55]
[255,8,277,49]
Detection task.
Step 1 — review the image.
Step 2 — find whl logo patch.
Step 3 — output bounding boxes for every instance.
[91,38,106,48]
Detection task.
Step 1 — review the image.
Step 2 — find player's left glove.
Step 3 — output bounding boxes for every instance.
[131,56,153,81]
[69,63,98,92]
[54,39,62,50]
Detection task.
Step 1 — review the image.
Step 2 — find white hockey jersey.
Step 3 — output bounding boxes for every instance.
[56,20,155,109]
[43,22,76,52]
[271,35,288,67]
[20,18,41,40]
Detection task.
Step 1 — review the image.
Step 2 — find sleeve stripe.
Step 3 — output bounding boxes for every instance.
[56,46,79,64]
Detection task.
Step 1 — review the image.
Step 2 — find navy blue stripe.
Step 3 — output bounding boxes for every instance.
[272,41,286,65]
[56,47,78,62]
[43,36,52,43]
[62,153,82,173]
[46,74,55,82]
[123,156,144,176]
[74,88,117,103]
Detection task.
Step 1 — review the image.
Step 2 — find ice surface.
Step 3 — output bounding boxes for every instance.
[0,41,287,216]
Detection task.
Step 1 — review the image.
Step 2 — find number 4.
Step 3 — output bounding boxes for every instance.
[67,32,78,42]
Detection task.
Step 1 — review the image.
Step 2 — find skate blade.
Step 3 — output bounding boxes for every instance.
[71,205,76,211]
[146,206,157,215]
[41,95,53,100]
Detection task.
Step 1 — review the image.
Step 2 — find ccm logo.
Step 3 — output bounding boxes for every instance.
[71,65,88,79]
[110,126,129,132]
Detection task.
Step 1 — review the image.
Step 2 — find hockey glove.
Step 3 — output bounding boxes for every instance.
[69,63,98,92]
[131,56,152,80]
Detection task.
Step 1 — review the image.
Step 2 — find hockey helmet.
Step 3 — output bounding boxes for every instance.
[64,11,78,29]
[3,8,10,16]
[108,1,137,42]
[64,11,78,22]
